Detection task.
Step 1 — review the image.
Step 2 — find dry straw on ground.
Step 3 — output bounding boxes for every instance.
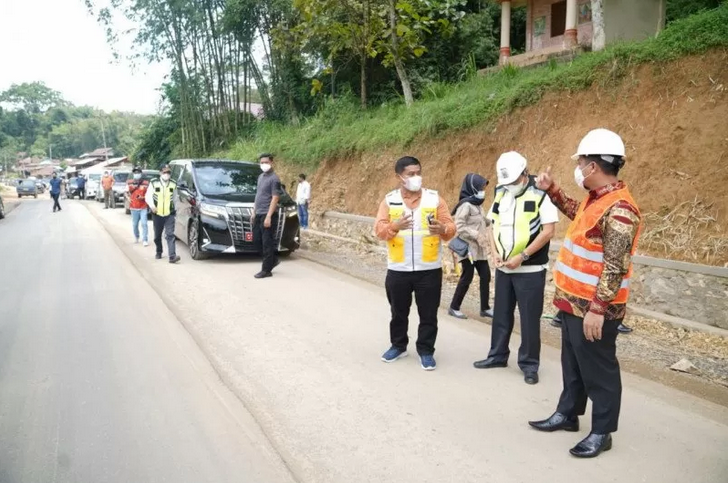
[641,196,728,265]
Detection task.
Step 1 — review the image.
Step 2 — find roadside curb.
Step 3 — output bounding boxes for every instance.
[303,228,728,339]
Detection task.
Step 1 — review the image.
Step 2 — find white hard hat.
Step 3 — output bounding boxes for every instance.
[496,151,528,185]
[572,129,625,162]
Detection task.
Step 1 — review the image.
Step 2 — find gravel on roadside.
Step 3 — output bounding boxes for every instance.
[298,234,728,403]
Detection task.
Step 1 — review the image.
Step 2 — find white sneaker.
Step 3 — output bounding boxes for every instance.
[143,241,149,247]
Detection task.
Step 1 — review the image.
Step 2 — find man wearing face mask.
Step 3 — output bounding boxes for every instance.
[528,129,641,459]
[145,165,180,264]
[374,156,456,371]
[253,153,283,279]
[473,152,558,385]
[128,166,150,246]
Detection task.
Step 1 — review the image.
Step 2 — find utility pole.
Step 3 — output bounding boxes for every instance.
[99,118,108,160]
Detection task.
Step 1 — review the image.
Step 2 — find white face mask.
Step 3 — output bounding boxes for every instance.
[504,181,525,195]
[133,173,142,180]
[161,173,171,182]
[475,191,485,200]
[260,163,272,173]
[574,164,593,190]
[401,175,422,192]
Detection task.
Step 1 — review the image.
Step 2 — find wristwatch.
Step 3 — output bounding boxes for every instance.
[521,251,531,262]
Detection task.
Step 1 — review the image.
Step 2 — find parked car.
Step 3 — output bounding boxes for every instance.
[0,192,5,219]
[35,180,46,194]
[85,173,102,199]
[112,171,131,205]
[17,179,38,198]
[168,159,300,260]
[124,169,158,214]
[66,177,82,199]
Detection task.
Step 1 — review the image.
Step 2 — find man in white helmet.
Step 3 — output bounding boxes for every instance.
[528,129,641,458]
[473,152,558,385]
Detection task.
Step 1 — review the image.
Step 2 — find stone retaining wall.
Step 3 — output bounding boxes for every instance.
[309,214,728,330]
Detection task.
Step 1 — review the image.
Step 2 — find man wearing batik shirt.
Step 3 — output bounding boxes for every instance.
[528,129,641,459]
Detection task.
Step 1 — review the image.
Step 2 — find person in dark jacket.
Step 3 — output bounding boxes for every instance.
[49,172,63,212]
[77,175,86,199]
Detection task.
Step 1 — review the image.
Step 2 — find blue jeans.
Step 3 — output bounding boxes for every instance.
[131,208,149,242]
[297,202,309,228]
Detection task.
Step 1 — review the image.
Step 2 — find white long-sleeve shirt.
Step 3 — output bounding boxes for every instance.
[296,180,311,205]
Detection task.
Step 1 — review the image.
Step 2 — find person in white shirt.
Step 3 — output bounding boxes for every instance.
[473,152,558,385]
[296,173,311,229]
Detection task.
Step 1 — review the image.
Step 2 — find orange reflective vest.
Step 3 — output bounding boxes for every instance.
[553,187,640,304]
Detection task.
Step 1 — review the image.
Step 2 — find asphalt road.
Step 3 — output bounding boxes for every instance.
[2,197,727,483]
[0,198,296,483]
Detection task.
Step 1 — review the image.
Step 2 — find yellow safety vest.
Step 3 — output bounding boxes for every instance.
[151,179,177,217]
[386,189,442,272]
[490,177,549,263]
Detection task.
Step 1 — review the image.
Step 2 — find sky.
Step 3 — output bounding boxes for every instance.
[0,0,170,114]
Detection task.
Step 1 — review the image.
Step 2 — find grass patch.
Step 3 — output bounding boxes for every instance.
[226,5,728,168]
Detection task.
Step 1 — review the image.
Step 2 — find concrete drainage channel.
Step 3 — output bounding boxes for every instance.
[306,210,728,337]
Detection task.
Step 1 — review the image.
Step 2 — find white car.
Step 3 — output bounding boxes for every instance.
[85,173,102,200]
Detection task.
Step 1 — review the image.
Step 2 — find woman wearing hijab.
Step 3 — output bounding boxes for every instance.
[448,173,493,319]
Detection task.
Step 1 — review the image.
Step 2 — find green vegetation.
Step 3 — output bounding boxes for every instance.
[0,81,150,165]
[225,4,728,167]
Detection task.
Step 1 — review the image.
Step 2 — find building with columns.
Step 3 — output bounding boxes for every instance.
[498,0,666,67]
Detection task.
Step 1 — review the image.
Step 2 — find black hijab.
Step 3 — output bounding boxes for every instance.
[452,173,488,215]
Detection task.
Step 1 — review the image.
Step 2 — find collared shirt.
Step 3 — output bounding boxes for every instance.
[254,171,283,215]
[144,179,175,212]
[102,175,114,190]
[296,180,311,205]
[548,181,641,320]
[374,188,457,242]
[487,187,559,274]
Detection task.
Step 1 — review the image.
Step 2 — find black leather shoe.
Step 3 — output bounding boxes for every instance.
[528,412,579,432]
[155,253,162,260]
[473,357,508,369]
[524,372,539,385]
[569,433,612,458]
[254,271,272,279]
[169,255,181,264]
[617,323,633,334]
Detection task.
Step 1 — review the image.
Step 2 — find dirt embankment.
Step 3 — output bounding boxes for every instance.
[295,50,728,266]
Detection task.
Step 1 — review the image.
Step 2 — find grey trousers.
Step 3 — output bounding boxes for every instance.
[153,213,176,258]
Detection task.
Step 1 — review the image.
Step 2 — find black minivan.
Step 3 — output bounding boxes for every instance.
[169,159,300,260]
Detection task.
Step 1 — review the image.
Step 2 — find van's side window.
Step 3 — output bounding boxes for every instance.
[170,164,183,183]
[181,165,195,191]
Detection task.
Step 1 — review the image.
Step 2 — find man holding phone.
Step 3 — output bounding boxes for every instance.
[374,156,457,371]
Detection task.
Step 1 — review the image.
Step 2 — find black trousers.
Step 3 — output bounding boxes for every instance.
[450,259,491,312]
[556,311,622,434]
[385,268,442,356]
[253,214,279,272]
[78,188,85,199]
[487,269,545,372]
[51,193,61,211]
[153,213,176,258]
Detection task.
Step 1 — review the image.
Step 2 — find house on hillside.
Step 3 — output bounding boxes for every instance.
[80,147,114,159]
[496,0,666,67]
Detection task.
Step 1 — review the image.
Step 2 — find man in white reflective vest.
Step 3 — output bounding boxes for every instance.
[146,165,181,264]
[473,152,558,385]
[374,156,456,371]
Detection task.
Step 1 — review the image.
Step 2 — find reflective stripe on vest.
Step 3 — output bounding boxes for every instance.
[386,189,442,272]
[490,179,547,260]
[553,187,640,304]
[152,180,176,217]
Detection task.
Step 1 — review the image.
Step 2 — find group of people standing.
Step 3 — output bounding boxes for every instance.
[374,128,642,459]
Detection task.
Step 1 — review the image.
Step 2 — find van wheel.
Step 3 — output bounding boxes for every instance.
[188,220,208,260]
